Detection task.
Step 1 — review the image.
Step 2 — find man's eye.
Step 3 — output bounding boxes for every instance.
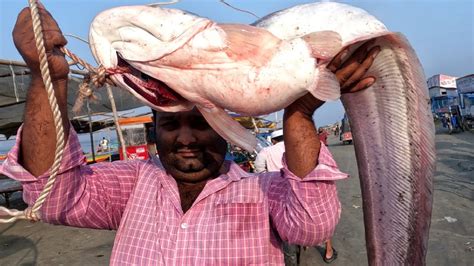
[191,119,211,130]
[160,121,178,130]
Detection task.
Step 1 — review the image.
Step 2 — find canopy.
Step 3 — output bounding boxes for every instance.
[230,114,277,130]
[0,59,145,138]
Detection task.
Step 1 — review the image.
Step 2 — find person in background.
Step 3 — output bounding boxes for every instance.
[98,137,109,152]
[318,127,328,146]
[254,129,285,173]
[323,239,337,263]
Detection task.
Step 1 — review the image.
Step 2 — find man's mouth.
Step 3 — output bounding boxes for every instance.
[176,148,201,158]
[115,54,184,106]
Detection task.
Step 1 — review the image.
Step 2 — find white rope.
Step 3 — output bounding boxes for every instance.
[0,0,65,223]
[9,64,20,102]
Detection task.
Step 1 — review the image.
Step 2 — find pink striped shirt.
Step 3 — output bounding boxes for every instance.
[1,127,348,265]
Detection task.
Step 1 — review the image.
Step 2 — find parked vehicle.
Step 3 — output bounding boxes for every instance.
[340,113,353,145]
[441,105,465,134]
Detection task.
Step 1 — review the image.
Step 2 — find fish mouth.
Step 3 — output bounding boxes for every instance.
[115,53,185,107]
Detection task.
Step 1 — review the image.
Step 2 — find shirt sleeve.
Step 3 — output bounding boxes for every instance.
[254,148,268,173]
[0,125,139,230]
[265,143,348,246]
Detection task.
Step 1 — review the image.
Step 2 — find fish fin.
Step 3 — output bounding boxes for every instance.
[197,105,257,152]
[302,31,342,60]
[219,24,281,67]
[308,64,341,101]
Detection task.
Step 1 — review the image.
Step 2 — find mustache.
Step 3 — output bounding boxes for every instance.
[173,143,202,151]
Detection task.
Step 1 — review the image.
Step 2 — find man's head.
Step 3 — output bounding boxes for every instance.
[153,108,228,184]
[270,129,284,144]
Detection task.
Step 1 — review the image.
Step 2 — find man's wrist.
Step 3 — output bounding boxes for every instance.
[30,76,68,87]
[284,93,324,117]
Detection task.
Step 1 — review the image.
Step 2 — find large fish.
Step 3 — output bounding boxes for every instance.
[89,4,350,151]
[89,2,436,265]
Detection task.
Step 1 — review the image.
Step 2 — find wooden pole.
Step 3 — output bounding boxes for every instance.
[86,98,96,162]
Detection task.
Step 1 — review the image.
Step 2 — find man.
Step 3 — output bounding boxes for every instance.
[1,6,379,265]
[254,129,285,173]
[98,137,109,152]
[318,127,329,146]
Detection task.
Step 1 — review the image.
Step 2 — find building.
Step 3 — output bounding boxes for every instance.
[427,74,458,114]
[456,74,474,117]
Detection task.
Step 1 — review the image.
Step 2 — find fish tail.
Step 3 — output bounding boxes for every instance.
[341,33,435,265]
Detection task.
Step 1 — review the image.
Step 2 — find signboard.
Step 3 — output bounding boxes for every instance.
[120,145,149,160]
[456,74,474,94]
[427,74,457,88]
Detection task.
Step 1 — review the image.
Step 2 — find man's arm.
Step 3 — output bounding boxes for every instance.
[284,41,380,177]
[13,7,70,176]
[266,42,380,246]
[3,7,138,229]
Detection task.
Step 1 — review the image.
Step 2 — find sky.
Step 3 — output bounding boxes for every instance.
[1,0,473,128]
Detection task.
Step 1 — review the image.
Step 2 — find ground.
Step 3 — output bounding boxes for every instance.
[1,126,473,265]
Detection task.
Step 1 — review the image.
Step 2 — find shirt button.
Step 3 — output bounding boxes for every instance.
[180,223,188,229]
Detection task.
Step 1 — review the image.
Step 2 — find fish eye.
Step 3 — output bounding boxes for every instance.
[141,72,150,81]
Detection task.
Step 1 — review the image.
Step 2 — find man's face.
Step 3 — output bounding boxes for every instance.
[154,108,228,183]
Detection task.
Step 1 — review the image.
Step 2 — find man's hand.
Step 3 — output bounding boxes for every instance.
[286,41,381,116]
[13,6,69,82]
[283,40,380,178]
[329,40,380,94]
[14,6,70,176]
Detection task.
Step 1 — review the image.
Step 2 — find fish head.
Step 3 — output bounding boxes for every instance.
[89,5,211,112]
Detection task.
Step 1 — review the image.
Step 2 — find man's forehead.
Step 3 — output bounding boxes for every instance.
[155,108,203,120]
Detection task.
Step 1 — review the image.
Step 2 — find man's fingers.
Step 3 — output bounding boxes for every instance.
[346,77,375,93]
[39,8,67,51]
[328,39,375,72]
[341,46,380,89]
[44,30,67,51]
[327,48,348,72]
[335,60,361,86]
[342,39,375,66]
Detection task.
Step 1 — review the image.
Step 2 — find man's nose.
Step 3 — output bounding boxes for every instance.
[176,126,197,145]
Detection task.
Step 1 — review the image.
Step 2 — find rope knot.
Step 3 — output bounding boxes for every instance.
[72,75,100,113]
[91,66,109,88]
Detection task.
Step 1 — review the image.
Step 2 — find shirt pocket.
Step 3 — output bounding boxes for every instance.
[212,190,267,240]
[210,201,269,265]
[213,190,265,228]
